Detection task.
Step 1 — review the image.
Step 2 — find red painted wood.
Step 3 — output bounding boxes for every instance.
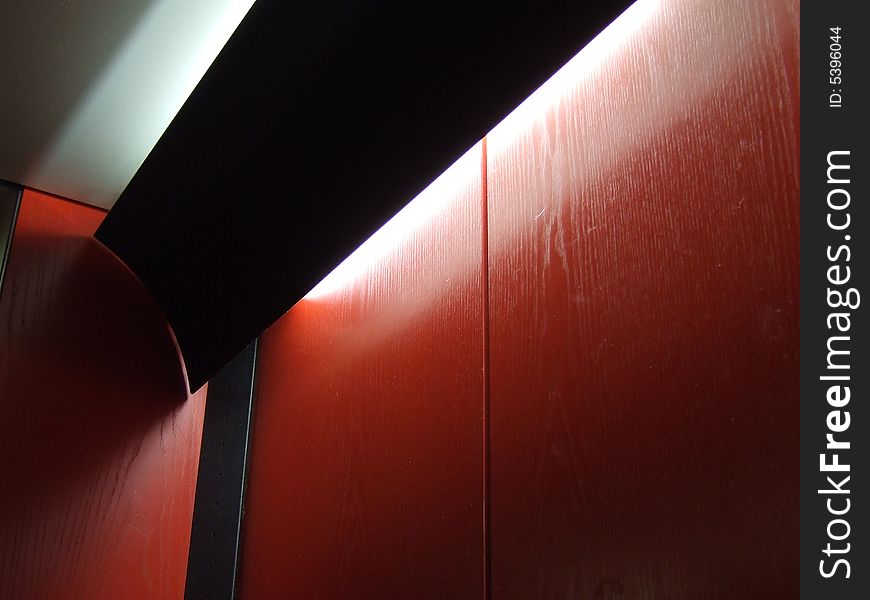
[238,144,485,599]
[0,189,206,599]
[486,0,800,597]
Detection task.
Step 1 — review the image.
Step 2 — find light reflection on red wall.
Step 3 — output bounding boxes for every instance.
[243,0,799,596]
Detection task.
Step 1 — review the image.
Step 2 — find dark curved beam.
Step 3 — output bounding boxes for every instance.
[96,0,632,391]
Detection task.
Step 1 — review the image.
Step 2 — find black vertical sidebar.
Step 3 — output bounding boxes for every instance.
[801,2,867,598]
[0,180,22,295]
[185,341,257,600]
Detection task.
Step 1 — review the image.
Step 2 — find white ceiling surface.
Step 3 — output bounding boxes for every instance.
[0,0,256,209]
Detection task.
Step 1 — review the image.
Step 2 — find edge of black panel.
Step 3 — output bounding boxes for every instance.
[0,180,23,297]
[185,340,258,600]
[94,1,635,393]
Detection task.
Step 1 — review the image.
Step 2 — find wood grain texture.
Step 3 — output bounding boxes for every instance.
[485,0,800,598]
[238,144,485,599]
[0,189,206,599]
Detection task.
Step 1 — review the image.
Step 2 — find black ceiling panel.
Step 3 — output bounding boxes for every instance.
[96,0,632,391]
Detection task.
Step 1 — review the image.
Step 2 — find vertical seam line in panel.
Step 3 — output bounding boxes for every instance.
[480,136,492,600]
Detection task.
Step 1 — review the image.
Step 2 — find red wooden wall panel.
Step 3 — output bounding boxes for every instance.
[0,189,206,599]
[485,0,799,598]
[239,144,485,598]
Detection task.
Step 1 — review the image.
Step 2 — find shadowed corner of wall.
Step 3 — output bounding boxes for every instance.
[0,226,193,536]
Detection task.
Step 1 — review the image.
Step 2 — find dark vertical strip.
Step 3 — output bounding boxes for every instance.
[480,137,492,600]
[0,180,23,296]
[185,340,257,600]
[801,2,867,598]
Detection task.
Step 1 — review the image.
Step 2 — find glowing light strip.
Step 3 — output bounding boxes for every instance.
[304,143,482,300]
[303,0,659,301]
[489,0,660,138]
